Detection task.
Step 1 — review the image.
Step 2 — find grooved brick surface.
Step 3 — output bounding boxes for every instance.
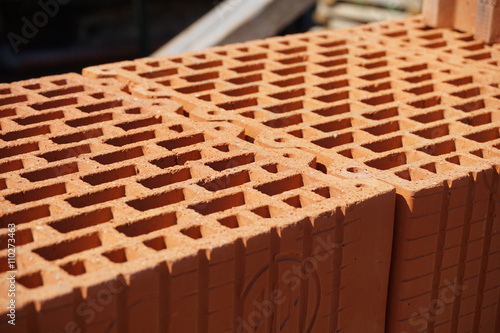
[82,17,500,333]
[0,74,396,332]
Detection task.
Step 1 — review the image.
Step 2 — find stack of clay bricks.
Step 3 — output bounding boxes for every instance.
[1,14,499,333]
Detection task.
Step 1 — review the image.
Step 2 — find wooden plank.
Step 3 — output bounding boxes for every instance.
[152,0,315,56]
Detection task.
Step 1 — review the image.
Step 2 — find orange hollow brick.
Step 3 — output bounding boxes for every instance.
[0,73,396,332]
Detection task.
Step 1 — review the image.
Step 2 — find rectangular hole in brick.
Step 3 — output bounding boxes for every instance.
[51,128,103,144]
[312,187,330,198]
[6,183,66,205]
[363,121,401,136]
[0,159,23,174]
[115,116,162,131]
[0,125,50,141]
[360,51,386,60]
[283,195,311,208]
[404,73,432,83]
[90,93,105,99]
[0,205,50,227]
[105,130,155,147]
[270,76,305,88]
[255,174,303,196]
[0,107,16,118]
[222,86,259,97]
[261,163,278,173]
[116,212,177,237]
[453,100,485,112]
[277,46,307,54]
[459,113,492,127]
[317,58,348,68]
[189,191,245,215]
[0,94,28,107]
[314,67,347,78]
[49,208,113,233]
[312,103,350,117]
[269,88,305,100]
[206,153,255,171]
[317,79,349,91]
[395,168,429,181]
[92,146,143,165]
[362,60,387,69]
[0,87,12,94]
[362,107,398,121]
[418,140,456,156]
[127,188,184,212]
[408,96,441,108]
[412,124,449,139]
[40,85,85,98]
[158,133,204,150]
[278,55,308,65]
[359,71,390,81]
[14,111,64,126]
[252,206,272,218]
[312,132,353,148]
[38,144,90,162]
[362,94,394,106]
[150,150,202,169]
[318,40,346,48]
[60,260,86,276]
[264,114,303,129]
[0,178,5,190]
[18,272,43,289]
[365,152,407,170]
[236,53,268,62]
[226,73,263,85]
[360,81,392,93]
[65,113,113,128]
[67,186,126,208]
[423,41,447,48]
[183,71,219,82]
[465,128,499,143]
[320,48,348,57]
[51,79,67,86]
[82,165,137,185]
[218,98,258,110]
[0,142,39,159]
[405,84,434,95]
[218,214,253,229]
[30,97,78,111]
[465,52,491,60]
[315,90,349,103]
[188,60,223,70]
[0,228,33,250]
[384,30,407,37]
[446,76,473,86]
[451,87,481,99]
[143,236,167,251]
[180,225,205,239]
[313,118,352,132]
[363,136,403,153]
[273,65,307,76]
[139,67,177,79]
[34,232,101,261]
[470,149,500,159]
[139,168,191,189]
[400,63,428,72]
[410,110,444,124]
[231,63,266,73]
[265,100,304,114]
[176,82,216,94]
[21,162,78,182]
[103,248,131,263]
[198,170,250,192]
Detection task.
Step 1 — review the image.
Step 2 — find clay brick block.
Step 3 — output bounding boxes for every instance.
[0,73,396,332]
[81,23,500,332]
[423,0,500,44]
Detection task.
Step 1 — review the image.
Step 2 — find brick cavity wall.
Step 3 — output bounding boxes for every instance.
[0,74,396,332]
[82,16,500,333]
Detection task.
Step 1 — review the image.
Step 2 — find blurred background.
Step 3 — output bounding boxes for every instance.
[0,0,421,83]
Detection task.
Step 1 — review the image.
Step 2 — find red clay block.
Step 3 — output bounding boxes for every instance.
[0,73,396,332]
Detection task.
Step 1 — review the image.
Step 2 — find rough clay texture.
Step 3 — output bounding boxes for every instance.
[0,74,395,333]
[0,15,499,333]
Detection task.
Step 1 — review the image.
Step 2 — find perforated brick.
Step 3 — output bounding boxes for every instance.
[0,73,396,332]
[82,20,500,333]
